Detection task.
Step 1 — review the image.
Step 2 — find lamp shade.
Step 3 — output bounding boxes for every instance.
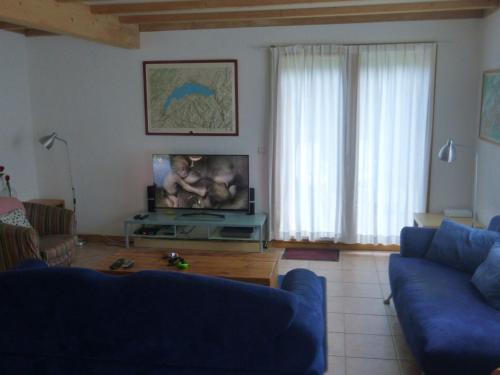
[438,138,456,163]
[39,132,57,150]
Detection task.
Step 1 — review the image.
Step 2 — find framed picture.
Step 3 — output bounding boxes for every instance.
[143,60,239,136]
[479,69,500,145]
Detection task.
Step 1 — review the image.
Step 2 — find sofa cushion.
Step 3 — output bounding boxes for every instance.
[425,219,500,273]
[472,241,500,311]
[0,208,32,228]
[390,254,500,375]
[0,197,25,215]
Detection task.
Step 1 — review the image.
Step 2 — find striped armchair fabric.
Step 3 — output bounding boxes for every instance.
[24,203,74,236]
[0,224,40,272]
[0,203,75,271]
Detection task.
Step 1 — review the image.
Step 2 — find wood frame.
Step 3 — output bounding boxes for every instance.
[2,0,499,39]
[143,60,239,136]
[479,69,500,146]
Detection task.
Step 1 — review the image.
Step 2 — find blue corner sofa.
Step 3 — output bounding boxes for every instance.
[389,216,500,375]
[0,261,326,375]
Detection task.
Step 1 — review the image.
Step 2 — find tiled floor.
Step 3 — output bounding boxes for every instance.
[278,252,421,375]
[74,244,420,375]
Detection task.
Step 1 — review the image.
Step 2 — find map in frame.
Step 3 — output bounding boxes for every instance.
[480,70,500,145]
[143,60,238,136]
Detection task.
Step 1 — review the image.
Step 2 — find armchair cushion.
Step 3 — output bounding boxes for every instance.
[0,197,25,215]
[425,219,500,273]
[39,235,75,267]
[0,208,32,228]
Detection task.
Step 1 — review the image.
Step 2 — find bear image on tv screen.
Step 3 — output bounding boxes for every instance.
[153,154,249,211]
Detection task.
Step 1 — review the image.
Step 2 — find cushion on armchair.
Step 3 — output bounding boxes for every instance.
[0,197,25,215]
[0,209,32,228]
[425,219,500,273]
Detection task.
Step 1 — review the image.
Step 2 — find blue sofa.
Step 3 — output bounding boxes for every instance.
[389,217,500,375]
[0,261,326,375]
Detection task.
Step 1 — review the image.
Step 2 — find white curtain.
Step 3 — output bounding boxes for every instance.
[269,45,348,241]
[270,43,436,244]
[355,44,436,244]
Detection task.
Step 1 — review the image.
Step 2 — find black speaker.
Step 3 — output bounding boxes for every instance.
[147,185,156,213]
[247,187,255,215]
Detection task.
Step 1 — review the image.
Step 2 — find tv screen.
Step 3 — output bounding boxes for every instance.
[153,154,249,211]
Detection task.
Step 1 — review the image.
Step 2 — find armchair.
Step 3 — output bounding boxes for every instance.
[0,202,75,271]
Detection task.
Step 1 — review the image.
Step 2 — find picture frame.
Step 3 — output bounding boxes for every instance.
[479,69,500,145]
[143,60,239,136]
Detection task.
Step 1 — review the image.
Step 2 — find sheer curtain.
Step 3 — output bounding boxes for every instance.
[269,43,436,244]
[354,44,436,244]
[269,45,348,241]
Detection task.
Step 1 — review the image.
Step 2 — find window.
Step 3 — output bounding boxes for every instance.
[270,43,436,244]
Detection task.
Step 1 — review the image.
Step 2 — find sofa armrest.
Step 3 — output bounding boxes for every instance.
[23,202,74,236]
[400,226,436,258]
[0,223,41,272]
[280,269,326,374]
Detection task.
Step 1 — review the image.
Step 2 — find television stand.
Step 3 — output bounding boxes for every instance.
[177,212,225,220]
[123,212,267,252]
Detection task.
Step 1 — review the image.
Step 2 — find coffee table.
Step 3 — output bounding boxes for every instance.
[94,248,283,287]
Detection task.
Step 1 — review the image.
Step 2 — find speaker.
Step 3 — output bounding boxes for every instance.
[147,185,156,213]
[247,187,255,215]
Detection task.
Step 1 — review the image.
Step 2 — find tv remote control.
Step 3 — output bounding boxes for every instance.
[110,258,125,270]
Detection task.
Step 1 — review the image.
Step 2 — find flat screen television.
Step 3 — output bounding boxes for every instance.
[153,154,249,212]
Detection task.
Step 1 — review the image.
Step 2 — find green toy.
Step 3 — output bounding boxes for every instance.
[177,261,189,270]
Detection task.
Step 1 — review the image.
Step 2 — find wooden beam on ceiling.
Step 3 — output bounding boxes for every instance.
[0,0,139,48]
[120,0,498,24]
[91,0,352,15]
[139,9,485,31]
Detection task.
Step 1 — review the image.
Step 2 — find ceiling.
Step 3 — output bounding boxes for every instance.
[0,0,498,48]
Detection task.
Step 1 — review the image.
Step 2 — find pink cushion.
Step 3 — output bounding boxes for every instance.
[0,197,25,215]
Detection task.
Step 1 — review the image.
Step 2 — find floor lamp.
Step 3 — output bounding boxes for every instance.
[383,138,479,307]
[438,138,479,228]
[39,132,86,247]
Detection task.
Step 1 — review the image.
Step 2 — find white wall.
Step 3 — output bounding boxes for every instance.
[477,10,500,226]
[27,19,481,235]
[0,31,38,200]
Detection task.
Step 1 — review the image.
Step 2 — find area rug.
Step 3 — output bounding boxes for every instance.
[283,248,339,261]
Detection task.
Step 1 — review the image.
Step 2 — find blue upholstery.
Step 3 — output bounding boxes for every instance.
[425,219,500,273]
[472,241,500,310]
[0,265,326,375]
[488,215,500,232]
[390,218,500,375]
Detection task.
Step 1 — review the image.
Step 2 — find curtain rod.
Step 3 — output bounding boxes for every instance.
[262,41,444,49]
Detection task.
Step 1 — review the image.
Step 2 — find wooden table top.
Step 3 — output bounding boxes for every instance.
[94,248,284,287]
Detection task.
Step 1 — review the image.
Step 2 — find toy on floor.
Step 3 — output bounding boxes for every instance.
[163,252,189,270]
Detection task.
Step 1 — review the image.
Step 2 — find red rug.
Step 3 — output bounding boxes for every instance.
[283,248,339,261]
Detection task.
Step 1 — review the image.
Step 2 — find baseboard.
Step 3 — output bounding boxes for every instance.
[270,240,399,252]
[80,234,398,252]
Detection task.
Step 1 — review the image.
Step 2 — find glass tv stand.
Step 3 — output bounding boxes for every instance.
[124,211,268,252]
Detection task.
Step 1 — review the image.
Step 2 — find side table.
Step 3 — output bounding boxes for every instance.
[413,213,484,228]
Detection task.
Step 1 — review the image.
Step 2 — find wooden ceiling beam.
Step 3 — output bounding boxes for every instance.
[0,0,139,48]
[139,9,485,31]
[120,0,498,24]
[91,0,351,15]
